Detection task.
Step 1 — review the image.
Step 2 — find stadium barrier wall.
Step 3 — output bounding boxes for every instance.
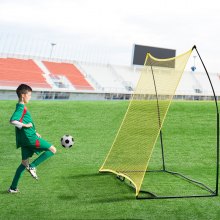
[0,89,219,101]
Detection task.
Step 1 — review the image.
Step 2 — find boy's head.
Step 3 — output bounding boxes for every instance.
[16,84,32,103]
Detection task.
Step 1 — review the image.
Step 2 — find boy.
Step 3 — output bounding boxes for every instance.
[8,84,56,193]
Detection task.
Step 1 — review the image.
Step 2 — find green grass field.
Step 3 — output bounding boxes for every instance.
[0,100,219,220]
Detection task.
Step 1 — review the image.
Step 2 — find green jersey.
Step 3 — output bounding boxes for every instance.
[10,103,38,148]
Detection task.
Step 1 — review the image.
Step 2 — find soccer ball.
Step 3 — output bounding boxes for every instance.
[61,134,74,148]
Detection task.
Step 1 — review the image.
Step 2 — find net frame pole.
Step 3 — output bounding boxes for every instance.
[193,45,219,196]
[159,131,166,171]
[149,61,166,171]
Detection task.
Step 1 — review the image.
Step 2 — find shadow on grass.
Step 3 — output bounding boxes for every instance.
[0,190,11,195]
[60,170,217,202]
[58,172,135,203]
[67,173,101,179]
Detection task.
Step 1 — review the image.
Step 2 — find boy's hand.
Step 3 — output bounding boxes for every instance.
[23,123,33,128]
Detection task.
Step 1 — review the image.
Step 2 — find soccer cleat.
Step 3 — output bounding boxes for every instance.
[8,188,19,193]
[26,165,38,180]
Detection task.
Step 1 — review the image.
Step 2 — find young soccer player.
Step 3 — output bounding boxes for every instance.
[8,84,56,193]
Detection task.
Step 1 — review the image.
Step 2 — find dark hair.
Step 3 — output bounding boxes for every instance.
[16,84,32,98]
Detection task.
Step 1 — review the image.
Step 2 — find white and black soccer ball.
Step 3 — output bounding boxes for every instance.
[61,134,74,148]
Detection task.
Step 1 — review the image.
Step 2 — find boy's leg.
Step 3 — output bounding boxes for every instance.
[21,147,38,180]
[9,163,26,190]
[9,148,32,192]
[28,139,56,178]
[30,148,55,168]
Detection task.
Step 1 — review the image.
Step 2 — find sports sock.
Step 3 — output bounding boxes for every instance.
[30,151,54,167]
[10,163,26,189]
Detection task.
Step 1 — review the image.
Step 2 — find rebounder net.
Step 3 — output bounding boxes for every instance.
[99,49,192,196]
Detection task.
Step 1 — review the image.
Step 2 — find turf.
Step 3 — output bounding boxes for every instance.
[0,100,219,220]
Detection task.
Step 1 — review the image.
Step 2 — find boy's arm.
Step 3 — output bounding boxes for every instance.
[10,104,24,122]
[36,132,41,138]
[10,120,33,129]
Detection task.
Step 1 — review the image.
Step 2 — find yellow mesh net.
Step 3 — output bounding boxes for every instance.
[99,49,193,196]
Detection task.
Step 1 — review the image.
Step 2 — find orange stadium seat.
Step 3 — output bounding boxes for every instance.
[0,58,51,88]
[43,61,94,90]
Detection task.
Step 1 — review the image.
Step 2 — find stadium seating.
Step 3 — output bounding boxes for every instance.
[211,74,220,94]
[111,65,140,90]
[0,58,51,88]
[176,71,220,96]
[193,71,220,95]
[0,57,220,97]
[176,71,199,95]
[79,63,128,92]
[42,61,94,90]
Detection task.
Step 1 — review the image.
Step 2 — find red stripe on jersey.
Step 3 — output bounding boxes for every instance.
[35,140,40,148]
[19,106,27,122]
